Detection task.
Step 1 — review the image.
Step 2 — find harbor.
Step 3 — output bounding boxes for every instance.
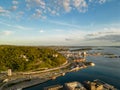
[24,47,120,90]
[0,49,95,90]
[0,47,120,90]
[44,79,118,90]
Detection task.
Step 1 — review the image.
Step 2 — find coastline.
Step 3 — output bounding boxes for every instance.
[0,61,70,90]
[22,79,50,89]
[0,62,94,90]
[1,78,50,90]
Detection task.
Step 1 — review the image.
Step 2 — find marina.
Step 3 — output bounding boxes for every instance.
[0,47,120,90]
[24,47,120,90]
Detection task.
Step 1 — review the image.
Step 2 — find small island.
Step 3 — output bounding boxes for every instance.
[103,52,120,59]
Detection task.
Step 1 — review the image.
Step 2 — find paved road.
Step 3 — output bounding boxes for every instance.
[0,61,70,90]
[22,61,70,75]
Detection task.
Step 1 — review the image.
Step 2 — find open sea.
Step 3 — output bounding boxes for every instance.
[24,46,120,90]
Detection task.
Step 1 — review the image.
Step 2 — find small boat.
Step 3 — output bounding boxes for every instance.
[90,63,95,66]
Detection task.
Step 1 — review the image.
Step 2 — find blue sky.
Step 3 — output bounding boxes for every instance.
[0,0,120,46]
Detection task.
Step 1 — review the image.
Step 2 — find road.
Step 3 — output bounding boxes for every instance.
[0,60,70,90]
[22,60,70,75]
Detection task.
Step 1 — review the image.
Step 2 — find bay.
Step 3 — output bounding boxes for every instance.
[24,47,120,90]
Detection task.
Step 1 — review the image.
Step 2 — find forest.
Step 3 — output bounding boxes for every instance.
[0,45,66,72]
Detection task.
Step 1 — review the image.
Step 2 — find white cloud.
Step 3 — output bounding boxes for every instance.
[63,0,71,12]
[26,3,31,10]
[39,30,44,33]
[86,27,120,41]
[89,0,93,2]
[18,11,24,15]
[16,11,24,19]
[51,10,56,15]
[0,6,9,13]
[32,9,42,18]
[35,0,45,6]
[11,6,17,11]
[0,6,11,18]
[89,0,106,4]
[0,0,110,23]
[47,20,82,29]
[0,21,33,30]
[4,31,13,36]
[15,25,29,30]
[98,0,106,4]
[74,0,87,8]
[24,0,109,18]
[0,31,13,36]
[73,0,88,12]
[87,34,120,43]
[25,0,46,9]
[0,6,5,13]
[12,0,19,5]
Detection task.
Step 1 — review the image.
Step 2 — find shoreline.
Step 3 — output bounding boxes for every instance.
[0,61,70,90]
[0,62,94,90]
[1,78,50,90]
[23,79,50,89]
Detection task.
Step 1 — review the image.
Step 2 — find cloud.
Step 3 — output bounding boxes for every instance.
[35,0,45,6]
[89,35,120,42]
[33,9,42,17]
[51,10,57,15]
[32,9,46,19]
[14,25,31,30]
[0,0,109,19]
[11,6,17,11]
[87,33,98,36]
[0,0,109,21]
[65,38,73,41]
[0,21,33,30]
[47,20,82,29]
[0,6,10,18]
[0,6,9,13]
[98,0,106,4]
[54,29,64,32]
[73,0,88,12]
[0,31,13,36]
[25,0,46,9]
[3,31,13,36]
[12,0,19,5]
[15,11,24,19]
[10,0,108,19]
[63,0,71,12]
[87,28,120,37]
[86,28,120,43]
[18,11,24,16]
[39,30,44,33]
[89,0,106,4]
[89,0,93,2]
[62,0,88,13]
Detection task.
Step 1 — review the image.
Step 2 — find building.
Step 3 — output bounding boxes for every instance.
[44,85,63,90]
[84,80,104,90]
[90,82,103,90]
[7,69,12,76]
[73,58,86,62]
[94,79,117,90]
[65,81,86,90]
[81,52,87,57]
[84,80,118,90]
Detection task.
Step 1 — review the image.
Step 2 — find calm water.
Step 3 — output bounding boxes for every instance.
[24,47,120,90]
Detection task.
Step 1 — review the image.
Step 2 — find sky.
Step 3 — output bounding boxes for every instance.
[0,0,120,46]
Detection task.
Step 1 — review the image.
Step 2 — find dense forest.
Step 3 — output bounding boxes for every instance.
[0,45,66,72]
